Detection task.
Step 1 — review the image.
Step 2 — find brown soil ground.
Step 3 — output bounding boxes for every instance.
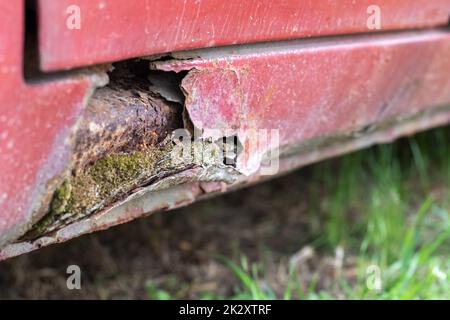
[0,167,349,299]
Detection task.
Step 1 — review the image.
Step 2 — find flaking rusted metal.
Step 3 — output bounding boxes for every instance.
[72,63,183,172]
[3,27,450,260]
[21,62,188,240]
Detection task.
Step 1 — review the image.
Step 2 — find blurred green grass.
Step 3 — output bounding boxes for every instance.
[147,127,450,300]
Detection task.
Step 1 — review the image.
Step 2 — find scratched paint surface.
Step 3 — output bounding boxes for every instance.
[0,1,97,247]
[3,28,450,259]
[152,30,450,175]
[2,1,450,259]
[38,0,450,70]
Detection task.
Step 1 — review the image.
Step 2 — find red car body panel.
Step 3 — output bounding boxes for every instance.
[0,1,97,247]
[0,0,449,259]
[38,0,450,70]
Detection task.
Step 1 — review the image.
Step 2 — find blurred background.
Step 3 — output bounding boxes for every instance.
[1,125,450,299]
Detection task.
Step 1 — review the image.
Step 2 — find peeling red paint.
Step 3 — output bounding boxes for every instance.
[2,1,450,260]
[153,30,450,175]
[4,102,450,260]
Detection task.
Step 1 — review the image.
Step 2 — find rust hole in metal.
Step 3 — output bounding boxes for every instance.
[22,59,190,240]
[21,58,241,242]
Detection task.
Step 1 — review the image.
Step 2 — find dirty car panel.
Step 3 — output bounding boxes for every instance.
[1,1,450,259]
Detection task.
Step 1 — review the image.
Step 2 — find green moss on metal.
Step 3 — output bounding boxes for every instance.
[74,146,166,211]
[28,145,173,237]
[50,179,72,214]
[32,179,72,235]
[26,139,227,239]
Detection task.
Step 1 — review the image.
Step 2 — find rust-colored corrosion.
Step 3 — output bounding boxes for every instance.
[4,27,450,258]
[21,63,187,240]
[72,63,183,171]
[4,1,450,261]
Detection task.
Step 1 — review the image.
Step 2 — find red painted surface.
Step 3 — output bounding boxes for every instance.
[38,0,450,71]
[0,1,94,246]
[1,1,450,257]
[153,30,450,175]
